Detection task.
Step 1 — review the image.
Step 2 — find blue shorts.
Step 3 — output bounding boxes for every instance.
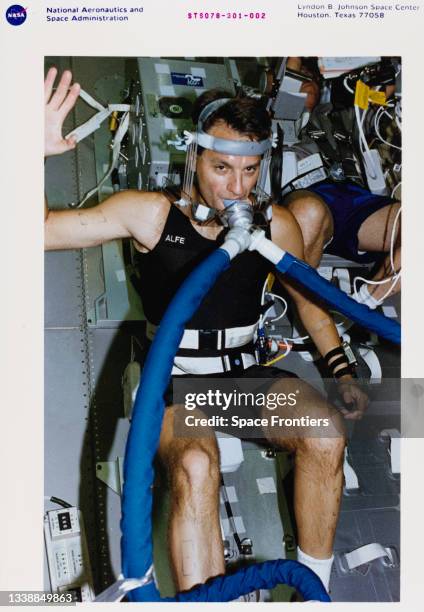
[307,180,395,264]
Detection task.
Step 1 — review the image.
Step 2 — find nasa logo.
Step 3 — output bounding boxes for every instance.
[5,4,27,26]
[185,74,202,86]
[170,72,205,88]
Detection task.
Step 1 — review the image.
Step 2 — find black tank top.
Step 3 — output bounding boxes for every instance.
[135,204,273,329]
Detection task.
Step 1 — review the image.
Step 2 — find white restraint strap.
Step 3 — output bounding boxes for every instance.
[145,321,258,350]
[65,88,131,208]
[343,543,396,570]
[172,353,257,375]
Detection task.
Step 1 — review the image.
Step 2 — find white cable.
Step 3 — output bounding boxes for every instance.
[258,279,309,343]
[389,206,401,272]
[343,77,354,94]
[259,277,268,328]
[275,341,293,360]
[353,204,401,303]
[391,181,401,199]
[355,104,378,179]
[353,273,401,304]
[283,331,310,343]
[374,273,401,303]
[265,293,288,323]
[72,111,130,208]
[374,106,402,151]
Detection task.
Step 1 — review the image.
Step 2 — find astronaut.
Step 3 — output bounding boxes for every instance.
[44,67,368,594]
[284,57,401,308]
[284,184,401,307]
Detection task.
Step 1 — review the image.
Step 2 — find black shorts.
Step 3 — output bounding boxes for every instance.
[164,363,298,407]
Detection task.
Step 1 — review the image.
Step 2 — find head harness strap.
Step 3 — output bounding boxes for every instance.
[196,98,273,156]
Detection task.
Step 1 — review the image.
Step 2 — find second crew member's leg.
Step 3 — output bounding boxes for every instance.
[285,190,334,268]
[357,202,401,302]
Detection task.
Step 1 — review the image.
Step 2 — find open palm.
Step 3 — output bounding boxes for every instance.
[45,67,80,156]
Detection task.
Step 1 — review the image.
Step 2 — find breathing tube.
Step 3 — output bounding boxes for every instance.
[120,208,331,602]
[120,96,400,598]
[120,201,400,602]
[248,230,401,345]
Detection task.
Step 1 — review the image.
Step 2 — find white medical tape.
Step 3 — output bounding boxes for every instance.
[380,428,400,474]
[343,448,359,490]
[332,268,352,295]
[358,346,382,383]
[221,516,246,536]
[220,485,238,503]
[94,566,154,602]
[256,477,277,494]
[343,543,394,570]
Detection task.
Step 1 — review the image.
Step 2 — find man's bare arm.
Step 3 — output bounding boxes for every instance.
[45,190,169,251]
[271,205,343,357]
[44,67,170,251]
[271,206,368,418]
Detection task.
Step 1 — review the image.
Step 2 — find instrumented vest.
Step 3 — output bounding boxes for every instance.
[134,204,273,330]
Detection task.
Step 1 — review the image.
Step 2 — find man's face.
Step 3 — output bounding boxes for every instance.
[195,121,261,211]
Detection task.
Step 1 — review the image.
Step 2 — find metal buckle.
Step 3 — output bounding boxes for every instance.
[198,329,219,350]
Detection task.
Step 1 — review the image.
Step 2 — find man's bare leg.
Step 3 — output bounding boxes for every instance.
[286,191,334,268]
[289,195,401,303]
[357,202,401,302]
[158,406,224,591]
[263,378,346,558]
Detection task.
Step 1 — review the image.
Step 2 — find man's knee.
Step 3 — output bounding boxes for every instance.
[286,193,333,255]
[287,193,330,228]
[300,434,346,474]
[170,442,220,496]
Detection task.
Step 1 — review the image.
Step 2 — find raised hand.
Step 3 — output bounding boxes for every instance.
[45,67,80,157]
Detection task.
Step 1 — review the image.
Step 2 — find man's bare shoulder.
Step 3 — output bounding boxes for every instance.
[115,189,170,215]
[115,190,171,250]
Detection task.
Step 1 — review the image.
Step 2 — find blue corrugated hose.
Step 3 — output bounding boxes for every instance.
[276,252,400,345]
[121,246,330,602]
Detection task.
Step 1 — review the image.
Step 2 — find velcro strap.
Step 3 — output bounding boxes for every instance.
[145,321,257,351]
[198,329,219,350]
[176,342,255,359]
[334,366,353,379]
[325,346,346,365]
[329,355,350,372]
[343,543,395,570]
[172,352,257,376]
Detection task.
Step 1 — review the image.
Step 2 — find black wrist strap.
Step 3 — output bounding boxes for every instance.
[334,366,353,379]
[325,346,345,365]
[329,356,349,371]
